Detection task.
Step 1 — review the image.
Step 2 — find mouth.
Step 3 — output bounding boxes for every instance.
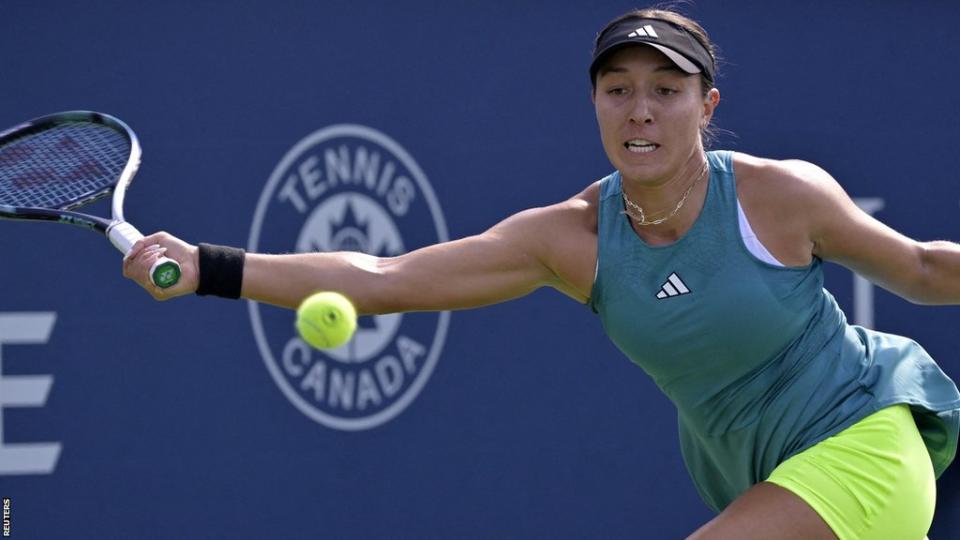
[624,139,660,154]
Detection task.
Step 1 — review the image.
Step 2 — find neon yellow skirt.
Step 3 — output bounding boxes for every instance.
[766,404,935,540]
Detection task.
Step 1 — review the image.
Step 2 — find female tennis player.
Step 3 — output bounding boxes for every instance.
[124,8,959,539]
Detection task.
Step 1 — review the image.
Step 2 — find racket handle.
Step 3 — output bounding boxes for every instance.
[108,222,182,289]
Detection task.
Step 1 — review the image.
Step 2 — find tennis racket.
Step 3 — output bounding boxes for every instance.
[0,111,180,288]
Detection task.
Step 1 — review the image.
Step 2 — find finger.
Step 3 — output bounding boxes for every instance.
[142,232,171,246]
[123,240,147,263]
[129,249,162,285]
[141,249,163,267]
[123,244,159,276]
[143,244,165,256]
[125,240,163,262]
[122,248,143,277]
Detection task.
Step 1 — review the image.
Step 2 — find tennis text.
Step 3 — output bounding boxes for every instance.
[277,145,417,217]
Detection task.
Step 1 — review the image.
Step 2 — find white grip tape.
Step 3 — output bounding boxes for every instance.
[108,221,144,255]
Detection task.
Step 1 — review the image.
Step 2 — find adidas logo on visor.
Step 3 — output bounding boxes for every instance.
[627,25,659,39]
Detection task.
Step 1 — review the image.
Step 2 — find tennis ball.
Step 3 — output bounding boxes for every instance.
[296,291,357,349]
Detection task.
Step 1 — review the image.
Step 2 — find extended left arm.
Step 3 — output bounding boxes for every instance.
[795,162,960,305]
[863,238,960,305]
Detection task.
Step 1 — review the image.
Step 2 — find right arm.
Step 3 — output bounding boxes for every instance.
[242,205,567,313]
[123,188,598,313]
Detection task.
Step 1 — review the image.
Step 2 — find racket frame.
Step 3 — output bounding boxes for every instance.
[0,111,180,287]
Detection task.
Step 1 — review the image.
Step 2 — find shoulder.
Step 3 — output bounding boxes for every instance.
[732,152,850,220]
[507,180,601,232]
[731,152,857,262]
[733,152,839,197]
[476,179,601,303]
[566,180,601,226]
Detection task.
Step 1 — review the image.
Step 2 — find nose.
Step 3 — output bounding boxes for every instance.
[629,95,654,125]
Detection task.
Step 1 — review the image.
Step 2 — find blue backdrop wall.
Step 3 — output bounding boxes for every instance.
[1,1,958,538]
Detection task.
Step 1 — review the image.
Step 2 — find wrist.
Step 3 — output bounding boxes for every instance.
[195,243,246,299]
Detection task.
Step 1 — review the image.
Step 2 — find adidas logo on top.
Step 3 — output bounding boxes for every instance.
[656,272,690,299]
[628,25,659,39]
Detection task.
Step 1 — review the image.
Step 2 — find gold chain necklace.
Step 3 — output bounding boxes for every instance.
[621,160,708,226]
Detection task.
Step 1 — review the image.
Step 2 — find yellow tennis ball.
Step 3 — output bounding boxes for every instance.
[296,291,357,349]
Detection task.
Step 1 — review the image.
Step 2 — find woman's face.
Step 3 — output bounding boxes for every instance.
[593,45,719,183]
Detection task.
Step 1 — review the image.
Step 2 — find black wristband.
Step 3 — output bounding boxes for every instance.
[196,243,246,299]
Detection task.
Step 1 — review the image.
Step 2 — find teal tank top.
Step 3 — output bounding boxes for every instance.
[589,150,960,511]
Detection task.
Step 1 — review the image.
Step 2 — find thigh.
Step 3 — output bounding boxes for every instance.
[766,405,935,539]
[690,405,936,540]
[687,482,836,540]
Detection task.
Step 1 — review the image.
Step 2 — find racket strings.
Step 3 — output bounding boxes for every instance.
[0,122,130,209]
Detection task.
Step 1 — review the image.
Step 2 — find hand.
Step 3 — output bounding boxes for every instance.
[122,231,199,301]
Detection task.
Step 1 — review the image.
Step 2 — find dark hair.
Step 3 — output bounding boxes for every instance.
[593,5,723,147]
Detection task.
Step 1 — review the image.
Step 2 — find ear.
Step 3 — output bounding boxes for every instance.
[701,87,720,127]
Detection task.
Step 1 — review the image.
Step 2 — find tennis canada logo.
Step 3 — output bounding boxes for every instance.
[249,125,450,430]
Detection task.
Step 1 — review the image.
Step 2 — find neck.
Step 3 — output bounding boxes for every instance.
[621,150,709,227]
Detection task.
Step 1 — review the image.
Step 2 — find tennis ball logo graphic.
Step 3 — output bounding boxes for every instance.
[296,292,357,349]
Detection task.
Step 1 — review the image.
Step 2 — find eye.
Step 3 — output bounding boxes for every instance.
[656,87,679,96]
[606,86,629,96]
